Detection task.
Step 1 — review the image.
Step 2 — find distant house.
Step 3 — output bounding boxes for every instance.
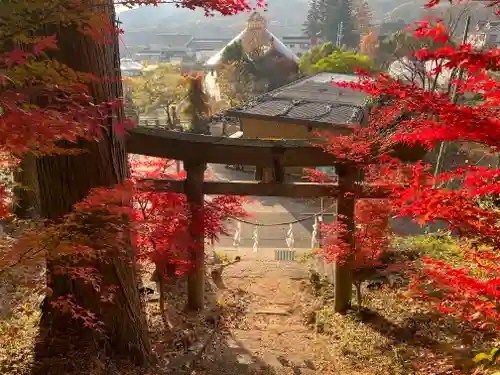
[132,35,234,65]
[225,72,369,181]
[205,12,299,68]
[186,38,232,63]
[134,51,161,64]
[468,20,500,49]
[281,36,312,58]
[120,58,143,77]
[154,33,193,61]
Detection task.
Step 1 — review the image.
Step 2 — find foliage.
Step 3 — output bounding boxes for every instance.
[320,198,392,306]
[219,38,298,94]
[217,62,254,106]
[130,155,247,274]
[129,64,186,127]
[0,0,258,363]
[299,46,376,75]
[320,200,391,268]
[352,0,373,36]
[303,0,360,48]
[221,40,247,65]
[302,0,322,38]
[360,31,378,59]
[378,20,456,88]
[378,18,408,36]
[392,232,462,265]
[117,0,261,16]
[318,2,500,372]
[183,73,211,132]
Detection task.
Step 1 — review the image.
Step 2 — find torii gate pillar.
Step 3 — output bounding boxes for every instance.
[185,161,207,311]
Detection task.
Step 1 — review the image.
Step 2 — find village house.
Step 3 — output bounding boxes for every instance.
[281,35,313,57]
[225,72,369,181]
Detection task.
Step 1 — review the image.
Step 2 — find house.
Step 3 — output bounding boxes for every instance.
[134,50,162,64]
[205,12,299,68]
[281,36,312,58]
[132,35,234,65]
[132,34,194,64]
[155,33,194,59]
[468,20,500,49]
[225,72,369,181]
[120,58,143,77]
[186,38,232,63]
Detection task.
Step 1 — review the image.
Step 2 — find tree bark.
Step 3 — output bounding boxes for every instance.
[355,281,362,308]
[165,105,173,129]
[30,1,152,369]
[13,154,40,219]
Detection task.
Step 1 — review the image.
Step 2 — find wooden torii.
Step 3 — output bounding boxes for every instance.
[127,127,389,313]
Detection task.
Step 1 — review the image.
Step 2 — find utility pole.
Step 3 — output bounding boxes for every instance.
[433,16,471,182]
[336,21,344,48]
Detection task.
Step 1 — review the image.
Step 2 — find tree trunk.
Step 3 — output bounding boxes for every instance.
[159,274,173,330]
[165,106,173,129]
[30,1,152,370]
[355,281,362,308]
[13,154,40,219]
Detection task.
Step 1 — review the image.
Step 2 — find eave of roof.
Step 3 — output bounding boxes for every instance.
[225,73,369,128]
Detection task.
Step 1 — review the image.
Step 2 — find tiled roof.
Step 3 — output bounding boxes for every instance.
[120,58,143,72]
[187,38,232,51]
[205,28,298,66]
[155,33,193,48]
[226,73,368,127]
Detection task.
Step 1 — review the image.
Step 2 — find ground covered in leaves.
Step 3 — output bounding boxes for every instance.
[0,235,496,375]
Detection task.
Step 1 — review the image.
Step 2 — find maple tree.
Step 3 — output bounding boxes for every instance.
[360,31,378,60]
[319,198,392,307]
[0,0,259,367]
[316,0,500,372]
[129,155,247,327]
[129,64,186,128]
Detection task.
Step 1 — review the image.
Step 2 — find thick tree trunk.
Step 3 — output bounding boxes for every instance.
[13,154,40,219]
[30,1,152,370]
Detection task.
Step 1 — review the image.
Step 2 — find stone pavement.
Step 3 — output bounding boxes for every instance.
[198,248,337,375]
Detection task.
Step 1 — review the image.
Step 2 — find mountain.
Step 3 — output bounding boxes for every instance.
[118,0,493,47]
[118,0,310,42]
[117,4,202,28]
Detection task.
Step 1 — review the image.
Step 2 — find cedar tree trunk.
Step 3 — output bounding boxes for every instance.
[30,1,152,370]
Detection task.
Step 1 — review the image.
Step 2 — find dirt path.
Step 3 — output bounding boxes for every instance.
[196,251,337,375]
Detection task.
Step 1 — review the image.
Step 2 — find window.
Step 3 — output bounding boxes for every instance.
[289,43,295,48]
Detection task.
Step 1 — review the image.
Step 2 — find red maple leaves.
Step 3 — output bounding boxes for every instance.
[321,7,500,371]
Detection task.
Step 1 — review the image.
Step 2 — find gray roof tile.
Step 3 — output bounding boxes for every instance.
[227,73,368,127]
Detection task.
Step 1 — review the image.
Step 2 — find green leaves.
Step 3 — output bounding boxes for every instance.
[473,347,500,365]
[299,47,376,75]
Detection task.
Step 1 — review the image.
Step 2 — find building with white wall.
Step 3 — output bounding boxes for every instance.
[281,36,312,57]
[468,20,500,49]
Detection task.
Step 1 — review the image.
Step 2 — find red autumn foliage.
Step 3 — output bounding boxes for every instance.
[1,0,254,332]
[129,155,247,275]
[4,0,500,372]
[319,199,392,271]
[318,1,500,372]
[117,0,266,16]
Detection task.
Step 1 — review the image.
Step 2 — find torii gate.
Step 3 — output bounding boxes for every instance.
[126,127,390,313]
